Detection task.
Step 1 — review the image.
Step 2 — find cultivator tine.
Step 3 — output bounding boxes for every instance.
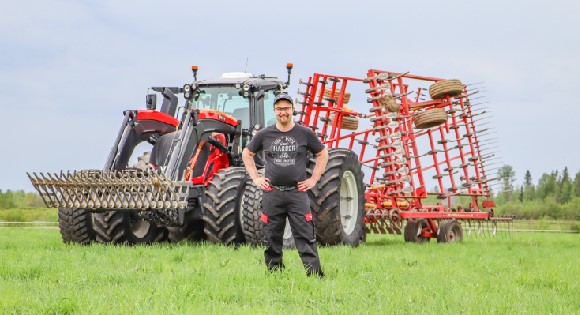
[298,78,312,87]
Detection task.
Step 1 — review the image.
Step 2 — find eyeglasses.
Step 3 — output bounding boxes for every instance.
[274,107,293,112]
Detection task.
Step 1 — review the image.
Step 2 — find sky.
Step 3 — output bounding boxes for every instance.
[1,0,579,191]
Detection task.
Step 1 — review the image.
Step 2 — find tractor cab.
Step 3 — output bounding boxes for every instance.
[185,72,289,136]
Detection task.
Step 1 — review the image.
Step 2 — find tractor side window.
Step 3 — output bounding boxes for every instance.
[264,91,277,126]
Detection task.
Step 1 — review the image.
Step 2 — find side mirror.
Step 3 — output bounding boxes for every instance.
[146,94,157,110]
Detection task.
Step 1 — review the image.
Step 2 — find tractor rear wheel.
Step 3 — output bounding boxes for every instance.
[93,211,168,244]
[437,220,463,243]
[58,208,95,244]
[240,172,296,248]
[241,179,266,246]
[308,148,365,246]
[203,167,247,244]
[404,219,430,243]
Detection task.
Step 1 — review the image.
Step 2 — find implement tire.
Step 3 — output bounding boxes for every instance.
[93,211,168,245]
[308,148,365,246]
[58,208,95,244]
[203,167,247,244]
[429,79,464,99]
[437,220,463,243]
[404,219,430,243]
[414,108,448,129]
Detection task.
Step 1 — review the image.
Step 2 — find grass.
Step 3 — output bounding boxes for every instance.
[0,229,578,314]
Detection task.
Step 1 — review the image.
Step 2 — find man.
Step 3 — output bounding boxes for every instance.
[242,93,328,278]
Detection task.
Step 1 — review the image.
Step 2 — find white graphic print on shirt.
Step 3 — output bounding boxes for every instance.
[270,136,297,167]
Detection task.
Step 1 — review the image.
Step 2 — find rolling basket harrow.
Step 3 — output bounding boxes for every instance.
[296,69,513,242]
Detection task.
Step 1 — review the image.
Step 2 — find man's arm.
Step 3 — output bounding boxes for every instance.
[297,148,328,191]
[242,147,270,189]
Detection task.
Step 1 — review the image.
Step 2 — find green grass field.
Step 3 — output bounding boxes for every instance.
[0,228,578,314]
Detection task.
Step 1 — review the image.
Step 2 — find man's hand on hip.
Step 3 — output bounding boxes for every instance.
[298,177,318,191]
[253,177,272,190]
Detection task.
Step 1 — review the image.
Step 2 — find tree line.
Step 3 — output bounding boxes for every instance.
[0,190,44,209]
[2,166,579,220]
[494,165,579,220]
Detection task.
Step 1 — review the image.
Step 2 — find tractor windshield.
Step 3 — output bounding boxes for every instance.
[188,87,248,116]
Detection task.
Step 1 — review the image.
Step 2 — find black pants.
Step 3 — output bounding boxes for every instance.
[261,189,323,276]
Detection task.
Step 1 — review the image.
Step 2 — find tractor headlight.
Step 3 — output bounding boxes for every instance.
[183,84,194,100]
[242,83,250,92]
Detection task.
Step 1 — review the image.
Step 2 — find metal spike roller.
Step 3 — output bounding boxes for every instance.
[27,170,191,210]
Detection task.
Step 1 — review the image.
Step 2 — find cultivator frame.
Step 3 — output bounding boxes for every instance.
[296,69,512,242]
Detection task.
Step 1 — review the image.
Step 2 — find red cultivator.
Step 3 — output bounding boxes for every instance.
[296,69,513,242]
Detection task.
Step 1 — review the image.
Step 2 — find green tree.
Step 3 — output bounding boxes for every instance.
[560,181,574,204]
[497,165,516,202]
[523,170,535,201]
[537,172,557,201]
[575,171,580,197]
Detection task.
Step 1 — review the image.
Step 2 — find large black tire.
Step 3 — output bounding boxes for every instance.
[308,148,366,246]
[240,172,296,248]
[404,219,430,243]
[241,179,266,246]
[437,220,464,243]
[58,208,95,244]
[93,151,168,245]
[93,211,168,244]
[203,167,247,244]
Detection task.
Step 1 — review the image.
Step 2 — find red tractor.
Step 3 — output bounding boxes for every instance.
[30,64,354,245]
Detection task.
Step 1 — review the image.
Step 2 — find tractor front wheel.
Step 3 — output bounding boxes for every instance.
[203,167,247,244]
[93,211,168,245]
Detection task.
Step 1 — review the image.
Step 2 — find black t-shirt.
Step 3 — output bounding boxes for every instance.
[246,124,325,186]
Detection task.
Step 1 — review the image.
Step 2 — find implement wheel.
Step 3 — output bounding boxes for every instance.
[437,220,463,243]
[58,208,95,244]
[203,167,247,244]
[329,113,359,130]
[429,79,464,99]
[414,108,448,129]
[308,148,365,246]
[404,219,430,243]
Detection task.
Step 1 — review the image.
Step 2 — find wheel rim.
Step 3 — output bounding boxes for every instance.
[130,217,151,239]
[449,222,463,242]
[340,170,358,235]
